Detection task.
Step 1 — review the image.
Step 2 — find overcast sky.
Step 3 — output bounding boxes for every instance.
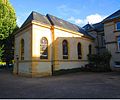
[10,0,120,27]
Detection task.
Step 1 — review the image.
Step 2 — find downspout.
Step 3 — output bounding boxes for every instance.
[51,26,55,75]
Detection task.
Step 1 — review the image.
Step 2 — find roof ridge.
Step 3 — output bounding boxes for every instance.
[20,11,51,28]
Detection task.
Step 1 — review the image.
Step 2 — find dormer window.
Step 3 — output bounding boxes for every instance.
[116,22,120,31]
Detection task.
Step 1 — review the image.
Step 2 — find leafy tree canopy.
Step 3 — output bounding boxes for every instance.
[0,0,16,40]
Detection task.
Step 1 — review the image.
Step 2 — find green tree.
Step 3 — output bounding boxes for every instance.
[0,0,16,40]
[2,26,19,66]
[0,45,4,61]
[0,0,17,67]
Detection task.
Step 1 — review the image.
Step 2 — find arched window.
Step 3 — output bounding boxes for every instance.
[62,40,68,59]
[21,39,24,60]
[40,37,48,59]
[78,42,82,59]
[89,44,92,54]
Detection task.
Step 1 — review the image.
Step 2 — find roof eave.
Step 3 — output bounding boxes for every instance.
[103,16,120,23]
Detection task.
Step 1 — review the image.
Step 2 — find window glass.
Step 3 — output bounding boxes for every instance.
[40,37,48,59]
[63,40,68,59]
[118,37,120,51]
[116,22,120,30]
[21,39,24,60]
[78,43,82,59]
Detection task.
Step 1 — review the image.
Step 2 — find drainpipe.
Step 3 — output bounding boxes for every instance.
[51,26,54,75]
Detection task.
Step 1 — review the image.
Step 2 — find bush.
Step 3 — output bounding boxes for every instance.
[87,49,112,72]
[0,64,6,69]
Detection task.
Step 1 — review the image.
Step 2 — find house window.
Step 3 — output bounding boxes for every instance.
[77,42,82,59]
[89,44,92,54]
[116,22,120,31]
[62,40,68,59]
[117,36,120,51]
[21,39,24,60]
[40,37,48,59]
[115,61,120,67]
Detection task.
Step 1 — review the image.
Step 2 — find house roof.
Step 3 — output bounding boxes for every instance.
[83,22,104,32]
[82,24,95,32]
[46,14,94,39]
[21,11,51,28]
[93,22,104,32]
[19,11,94,39]
[103,9,120,23]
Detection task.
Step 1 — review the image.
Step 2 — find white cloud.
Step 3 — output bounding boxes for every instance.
[68,16,84,25]
[67,14,107,26]
[86,14,106,24]
[57,4,80,16]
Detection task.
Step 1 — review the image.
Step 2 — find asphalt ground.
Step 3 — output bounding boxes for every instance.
[0,70,120,99]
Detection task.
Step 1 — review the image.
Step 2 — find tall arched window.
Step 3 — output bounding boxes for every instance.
[89,44,92,54]
[21,39,24,60]
[40,37,48,59]
[78,42,82,59]
[62,40,68,59]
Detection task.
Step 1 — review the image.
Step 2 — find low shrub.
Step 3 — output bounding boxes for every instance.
[87,49,112,72]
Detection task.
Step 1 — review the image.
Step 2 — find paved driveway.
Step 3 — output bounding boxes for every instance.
[0,70,120,99]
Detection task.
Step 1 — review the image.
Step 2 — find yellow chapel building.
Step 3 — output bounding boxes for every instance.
[13,11,95,77]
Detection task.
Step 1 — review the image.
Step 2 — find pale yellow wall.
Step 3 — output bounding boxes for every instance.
[18,62,32,73]
[14,27,32,60]
[90,31,98,47]
[53,28,95,70]
[31,24,52,76]
[32,62,52,77]
[32,24,52,59]
[104,22,115,43]
[104,21,120,69]
[58,61,88,70]
[14,22,95,77]
[54,28,94,60]
[13,26,32,74]
[89,30,105,53]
